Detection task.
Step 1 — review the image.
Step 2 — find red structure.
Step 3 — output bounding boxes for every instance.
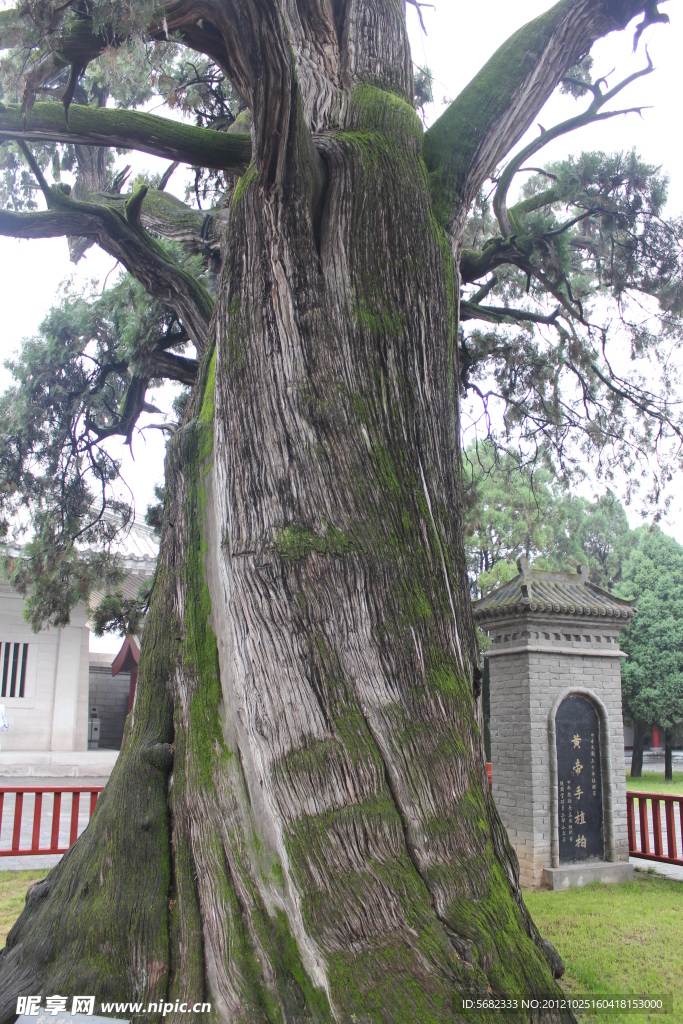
[0,786,102,856]
[627,791,683,866]
[111,635,140,713]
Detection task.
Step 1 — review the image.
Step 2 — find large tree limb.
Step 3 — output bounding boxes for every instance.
[0,187,224,259]
[460,238,530,285]
[2,1,324,212]
[147,350,199,386]
[1,0,284,176]
[0,162,214,351]
[0,101,252,173]
[87,188,226,259]
[423,0,661,237]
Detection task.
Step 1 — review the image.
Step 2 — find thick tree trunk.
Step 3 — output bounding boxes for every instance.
[0,5,578,1022]
[630,722,645,778]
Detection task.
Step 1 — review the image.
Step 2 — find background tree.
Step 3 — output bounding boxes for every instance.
[463,441,634,596]
[618,527,683,780]
[0,1,676,1018]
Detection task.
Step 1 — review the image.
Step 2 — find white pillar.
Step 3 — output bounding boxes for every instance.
[50,626,83,751]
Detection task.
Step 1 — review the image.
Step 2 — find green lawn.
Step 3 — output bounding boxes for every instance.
[525,872,681,1023]
[0,869,47,947]
[626,771,683,796]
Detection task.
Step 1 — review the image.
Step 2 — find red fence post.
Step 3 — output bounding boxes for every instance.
[69,792,80,847]
[89,791,98,818]
[652,799,663,857]
[627,794,636,853]
[665,798,677,861]
[31,793,43,852]
[50,792,62,853]
[638,796,650,856]
[11,793,23,851]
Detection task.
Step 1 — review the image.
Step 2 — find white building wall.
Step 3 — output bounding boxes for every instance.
[1,583,57,750]
[75,619,90,751]
[0,583,90,752]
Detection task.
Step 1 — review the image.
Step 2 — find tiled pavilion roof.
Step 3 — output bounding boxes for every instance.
[472,556,636,624]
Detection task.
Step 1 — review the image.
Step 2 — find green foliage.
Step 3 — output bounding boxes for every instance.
[462,441,560,589]
[0,138,64,210]
[0,273,194,630]
[4,518,124,631]
[144,484,166,537]
[413,66,433,123]
[559,55,595,98]
[618,526,683,736]
[89,586,149,637]
[462,440,634,596]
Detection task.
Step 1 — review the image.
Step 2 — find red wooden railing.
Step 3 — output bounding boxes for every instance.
[0,786,102,856]
[627,791,683,866]
[486,762,492,788]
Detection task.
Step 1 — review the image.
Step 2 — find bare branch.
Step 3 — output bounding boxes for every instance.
[493,58,654,236]
[158,162,180,192]
[406,0,435,35]
[460,301,561,326]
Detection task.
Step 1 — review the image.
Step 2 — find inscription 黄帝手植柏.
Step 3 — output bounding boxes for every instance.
[556,694,604,863]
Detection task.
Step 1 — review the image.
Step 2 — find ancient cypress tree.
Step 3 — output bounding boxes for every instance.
[0,1,676,1019]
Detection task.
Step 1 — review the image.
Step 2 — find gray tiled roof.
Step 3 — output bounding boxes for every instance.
[472,557,636,623]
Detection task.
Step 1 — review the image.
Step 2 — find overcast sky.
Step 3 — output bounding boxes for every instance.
[0,2,681,647]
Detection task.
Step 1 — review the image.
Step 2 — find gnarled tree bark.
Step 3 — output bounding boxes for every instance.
[0,1,656,1020]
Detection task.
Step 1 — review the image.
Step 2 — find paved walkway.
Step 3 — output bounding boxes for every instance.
[630,856,683,881]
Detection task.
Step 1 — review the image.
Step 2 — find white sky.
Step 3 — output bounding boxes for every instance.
[0,2,681,651]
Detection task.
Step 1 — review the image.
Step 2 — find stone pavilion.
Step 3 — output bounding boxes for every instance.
[472,557,636,889]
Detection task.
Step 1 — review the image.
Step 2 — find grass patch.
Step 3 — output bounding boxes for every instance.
[525,874,682,1023]
[626,771,683,795]
[0,870,47,947]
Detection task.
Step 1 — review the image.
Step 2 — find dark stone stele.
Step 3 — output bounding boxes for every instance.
[556,694,604,863]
